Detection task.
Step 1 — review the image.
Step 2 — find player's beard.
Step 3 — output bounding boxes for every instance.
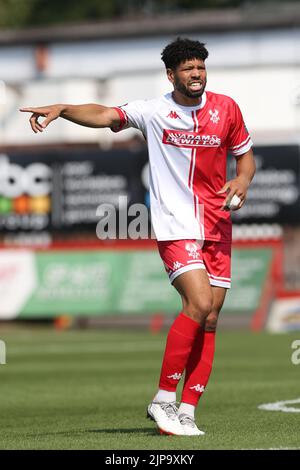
[174,77,206,99]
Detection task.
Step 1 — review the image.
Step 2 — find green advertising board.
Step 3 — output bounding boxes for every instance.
[19,247,273,318]
[223,248,273,313]
[20,250,180,317]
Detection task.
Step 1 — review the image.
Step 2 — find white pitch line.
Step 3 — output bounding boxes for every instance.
[258,398,300,413]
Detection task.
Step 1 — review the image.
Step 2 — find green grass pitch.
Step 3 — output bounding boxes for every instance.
[0,326,300,450]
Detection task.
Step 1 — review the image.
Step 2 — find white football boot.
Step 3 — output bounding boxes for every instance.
[147,401,185,436]
[179,413,205,436]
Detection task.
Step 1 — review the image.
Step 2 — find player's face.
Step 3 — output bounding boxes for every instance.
[168,59,207,99]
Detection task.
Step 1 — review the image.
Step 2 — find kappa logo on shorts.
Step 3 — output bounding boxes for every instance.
[185,242,200,259]
[173,261,184,271]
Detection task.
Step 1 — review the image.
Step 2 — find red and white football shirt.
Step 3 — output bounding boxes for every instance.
[112,91,253,242]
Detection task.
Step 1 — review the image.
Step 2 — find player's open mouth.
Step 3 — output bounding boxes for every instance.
[189,82,202,91]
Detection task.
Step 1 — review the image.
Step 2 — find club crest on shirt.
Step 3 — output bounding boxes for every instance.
[209,109,220,124]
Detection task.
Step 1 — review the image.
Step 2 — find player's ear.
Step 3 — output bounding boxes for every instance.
[166,68,175,85]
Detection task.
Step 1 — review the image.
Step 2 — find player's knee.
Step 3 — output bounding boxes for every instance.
[205,312,219,332]
[184,297,213,323]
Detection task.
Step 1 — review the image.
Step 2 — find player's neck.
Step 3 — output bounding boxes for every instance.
[172,90,202,107]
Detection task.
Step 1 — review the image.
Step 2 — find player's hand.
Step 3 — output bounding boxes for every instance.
[217,175,250,211]
[19,105,65,133]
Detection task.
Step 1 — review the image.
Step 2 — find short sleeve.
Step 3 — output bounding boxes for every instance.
[227,100,253,156]
[111,100,147,134]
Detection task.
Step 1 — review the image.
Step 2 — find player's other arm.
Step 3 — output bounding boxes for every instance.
[19,103,120,134]
[218,148,256,210]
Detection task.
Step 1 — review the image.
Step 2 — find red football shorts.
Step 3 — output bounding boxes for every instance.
[157,239,231,289]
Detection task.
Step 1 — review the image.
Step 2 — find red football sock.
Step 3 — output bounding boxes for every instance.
[158,312,201,392]
[181,330,216,406]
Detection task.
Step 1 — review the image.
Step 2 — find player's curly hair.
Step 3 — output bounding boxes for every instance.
[161,37,209,70]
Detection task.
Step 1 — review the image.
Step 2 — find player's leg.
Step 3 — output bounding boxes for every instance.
[157,268,213,393]
[177,240,231,434]
[148,268,213,435]
[178,286,227,432]
[205,285,227,331]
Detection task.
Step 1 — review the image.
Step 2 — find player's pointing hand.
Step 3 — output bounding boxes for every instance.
[19,105,64,133]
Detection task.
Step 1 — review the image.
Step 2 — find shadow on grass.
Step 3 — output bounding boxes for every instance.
[22,427,158,438]
[88,427,156,435]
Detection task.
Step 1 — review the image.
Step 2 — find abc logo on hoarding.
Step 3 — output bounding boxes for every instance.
[0,155,52,215]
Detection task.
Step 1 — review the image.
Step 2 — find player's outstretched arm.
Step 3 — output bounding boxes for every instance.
[19,104,120,133]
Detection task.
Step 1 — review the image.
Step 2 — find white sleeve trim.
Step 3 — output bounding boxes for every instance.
[231,138,253,156]
[229,135,251,150]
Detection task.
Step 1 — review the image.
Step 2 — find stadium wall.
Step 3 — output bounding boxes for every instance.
[0,28,300,146]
